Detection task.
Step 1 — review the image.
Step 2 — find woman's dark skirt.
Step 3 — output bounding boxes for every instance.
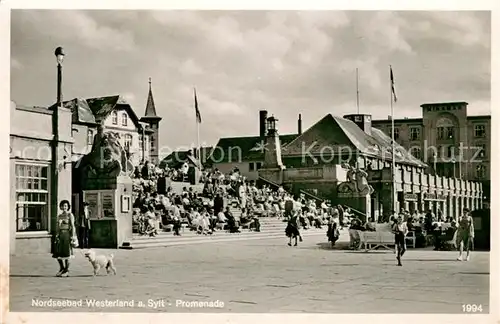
[285,224,300,238]
[52,230,72,260]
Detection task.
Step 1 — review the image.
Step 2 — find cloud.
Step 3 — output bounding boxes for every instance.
[10,10,490,149]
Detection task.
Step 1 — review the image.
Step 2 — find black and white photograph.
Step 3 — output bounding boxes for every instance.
[3,3,497,322]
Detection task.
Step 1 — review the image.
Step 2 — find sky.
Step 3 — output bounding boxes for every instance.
[10,10,491,150]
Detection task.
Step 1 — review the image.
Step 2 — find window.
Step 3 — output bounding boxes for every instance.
[411,147,421,160]
[393,128,400,140]
[121,112,128,126]
[446,127,454,139]
[124,134,133,149]
[139,136,144,150]
[475,125,486,138]
[476,165,486,179]
[111,111,118,125]
[249,162,255,171]
[87,129,94,146]
[437,127,445,140]
[15,164,49,232]
[256,162,263,170]
[409,127,420,141]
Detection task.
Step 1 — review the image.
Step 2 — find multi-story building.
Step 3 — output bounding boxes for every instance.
[372,102,490,201]
[51,80,161,168]
[10,101,73,254]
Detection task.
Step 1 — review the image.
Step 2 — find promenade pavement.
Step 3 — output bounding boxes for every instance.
[9,233,489,314]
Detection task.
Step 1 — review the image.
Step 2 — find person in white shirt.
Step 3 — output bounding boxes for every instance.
[392,215,409,266]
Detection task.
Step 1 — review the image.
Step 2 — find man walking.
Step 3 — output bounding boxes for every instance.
[78,202,92,249]
[392,215,408,266]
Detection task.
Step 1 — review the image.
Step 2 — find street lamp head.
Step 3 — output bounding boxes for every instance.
[54,46,65,65]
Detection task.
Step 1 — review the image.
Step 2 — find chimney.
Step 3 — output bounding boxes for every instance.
[259,110,268,137]
[343,114,372,136]
[298,114,302,135]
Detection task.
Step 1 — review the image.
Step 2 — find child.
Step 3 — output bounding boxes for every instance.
[285,211,301,246]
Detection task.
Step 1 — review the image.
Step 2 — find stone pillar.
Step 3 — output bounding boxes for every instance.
[403,201,409,212]
[453,196,459,220]
[448,196,453,219]
[442,198,448,219]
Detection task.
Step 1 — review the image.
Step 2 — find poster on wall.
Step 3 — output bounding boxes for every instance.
[101,191,115,218]
[85,192,99,219]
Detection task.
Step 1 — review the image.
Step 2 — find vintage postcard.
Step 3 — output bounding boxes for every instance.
[1,1,497,324]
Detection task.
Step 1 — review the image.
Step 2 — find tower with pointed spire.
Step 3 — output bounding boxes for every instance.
[140,78,162,165]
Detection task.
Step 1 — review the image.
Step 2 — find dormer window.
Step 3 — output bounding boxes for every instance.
[111,111,118,125]
[122,112,128,126]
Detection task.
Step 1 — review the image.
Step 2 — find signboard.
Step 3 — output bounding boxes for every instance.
[423,193,446,201]
[102,191,115,218]
[83,190,116,219]
[85,192,99,220]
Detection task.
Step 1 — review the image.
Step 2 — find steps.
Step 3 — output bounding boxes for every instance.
[120,217,327,249]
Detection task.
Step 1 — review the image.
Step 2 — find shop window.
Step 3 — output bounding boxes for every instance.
[15,164,49,232]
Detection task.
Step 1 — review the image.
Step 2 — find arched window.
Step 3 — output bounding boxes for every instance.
[111,111,118,125]
[436,117,455,140]
[411,147,421,160]
[121,112,128,126]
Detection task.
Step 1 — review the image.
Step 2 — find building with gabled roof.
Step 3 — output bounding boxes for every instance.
[208,110,300,180]
[256,111,484,221]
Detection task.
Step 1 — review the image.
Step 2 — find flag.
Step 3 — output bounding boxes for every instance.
[194,88,201,123]
[390,66,397,103]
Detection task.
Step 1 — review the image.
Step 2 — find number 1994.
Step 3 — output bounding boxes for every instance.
[462,304,483,313]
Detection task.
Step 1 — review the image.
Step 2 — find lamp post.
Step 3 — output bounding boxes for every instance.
[51,46,64,236]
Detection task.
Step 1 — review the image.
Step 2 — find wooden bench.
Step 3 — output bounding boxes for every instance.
[361,231,395,252]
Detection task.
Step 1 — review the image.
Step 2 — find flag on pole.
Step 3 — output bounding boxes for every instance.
[194,88,202,123]
[390,66,397,103]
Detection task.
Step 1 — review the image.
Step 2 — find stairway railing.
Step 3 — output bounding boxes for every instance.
[257,176,281,190]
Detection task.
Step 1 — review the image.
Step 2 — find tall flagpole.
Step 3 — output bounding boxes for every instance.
[194,88,201,163]
[356,68,360,114]
[390,65,396,214]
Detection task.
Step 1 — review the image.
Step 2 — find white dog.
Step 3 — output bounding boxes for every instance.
[84,249,117,276]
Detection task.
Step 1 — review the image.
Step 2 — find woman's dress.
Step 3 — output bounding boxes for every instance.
[456,215,474,247]
[285,216,300,238]
[52,212,76,260]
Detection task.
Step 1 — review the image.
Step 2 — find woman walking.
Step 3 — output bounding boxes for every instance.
[457,208,475,261]
[285,211,301,246]
[52,200,77,277]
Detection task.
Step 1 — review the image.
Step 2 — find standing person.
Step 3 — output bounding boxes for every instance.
[392,215,408,266]
[456,208,475,261]
[285,211,301,246]
[52,200,77,277]
[337,204,344,228]
[78,202,92,249]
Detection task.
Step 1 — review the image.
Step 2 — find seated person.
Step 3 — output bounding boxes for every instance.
[224,207,240,233]
[364,217,377,232]
[434,222,457,250]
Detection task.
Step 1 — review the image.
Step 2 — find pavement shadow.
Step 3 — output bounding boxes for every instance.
[11,274,94,278]
[315,242,351,251]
